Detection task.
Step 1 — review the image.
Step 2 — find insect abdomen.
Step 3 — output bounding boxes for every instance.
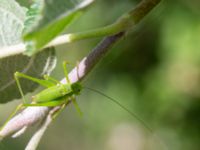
[33,84,72,103]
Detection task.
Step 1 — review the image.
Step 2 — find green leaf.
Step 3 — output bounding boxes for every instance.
[23,0,43,33]
[23,0,94,56]
[0,0,57,103]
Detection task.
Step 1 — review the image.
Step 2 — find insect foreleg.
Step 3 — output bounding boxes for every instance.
[62,61,71,84]
[71,96,83,117]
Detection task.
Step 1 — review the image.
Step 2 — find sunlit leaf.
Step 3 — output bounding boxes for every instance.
[23,0,94,56]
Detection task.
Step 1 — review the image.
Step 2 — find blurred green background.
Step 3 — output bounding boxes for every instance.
[1,0,200,149]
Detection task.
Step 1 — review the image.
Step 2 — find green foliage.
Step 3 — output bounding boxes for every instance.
[0,0,56,103]
[23,0,94,56]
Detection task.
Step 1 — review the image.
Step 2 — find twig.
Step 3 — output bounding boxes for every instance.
[25,107,60,150]
[0,107,49,139]
[0,34,72,59]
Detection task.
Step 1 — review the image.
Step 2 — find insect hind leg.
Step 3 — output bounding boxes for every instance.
[14,72,28,104]
[0,104,23,131]
[14,72,59,104]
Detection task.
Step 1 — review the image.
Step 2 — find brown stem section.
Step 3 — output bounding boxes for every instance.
[66,32,125,84]
[129,0,161,23]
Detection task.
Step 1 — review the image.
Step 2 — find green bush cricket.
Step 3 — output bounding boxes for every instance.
[1,61,151,134]
[15,61,82,108]
[0,61,169,150]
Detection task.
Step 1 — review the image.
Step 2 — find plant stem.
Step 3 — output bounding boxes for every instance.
[0,0,161,59]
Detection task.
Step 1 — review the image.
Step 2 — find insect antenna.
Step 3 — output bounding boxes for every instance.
[83,86,153,133]
[84,86,168,150]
